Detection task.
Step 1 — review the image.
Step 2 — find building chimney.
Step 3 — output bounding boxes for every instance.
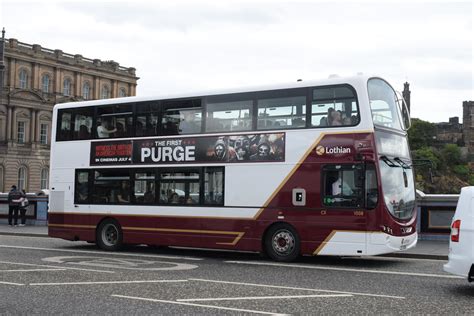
[402,82,411,113]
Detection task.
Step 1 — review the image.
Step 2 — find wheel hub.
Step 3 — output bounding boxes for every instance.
[272,230,295,254]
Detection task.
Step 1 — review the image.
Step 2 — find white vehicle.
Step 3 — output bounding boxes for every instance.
[444,186,474,282]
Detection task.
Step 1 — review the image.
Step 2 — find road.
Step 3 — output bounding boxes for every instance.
[0,235,472,315]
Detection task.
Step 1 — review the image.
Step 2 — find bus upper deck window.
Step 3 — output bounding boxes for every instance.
[96,103,134,138]
[257,96,306,130]
[206,100,253,132]
[311,86,359,128]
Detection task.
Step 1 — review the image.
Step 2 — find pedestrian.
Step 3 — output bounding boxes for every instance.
[18,189,28,227]
[7,185,23,227]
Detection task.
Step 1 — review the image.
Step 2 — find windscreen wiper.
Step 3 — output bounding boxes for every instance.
[380,155,398,167]
[394,157,411,169]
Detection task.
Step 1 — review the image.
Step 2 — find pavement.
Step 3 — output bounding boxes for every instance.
[0,222,449,260]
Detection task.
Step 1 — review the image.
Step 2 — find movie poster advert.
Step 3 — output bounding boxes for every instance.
[90,140,133,165]
[91,133,285,166]
[134,133,285,165]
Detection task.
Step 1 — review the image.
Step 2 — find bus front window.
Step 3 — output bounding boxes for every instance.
[379,158,415,220]
[368,78,403,130]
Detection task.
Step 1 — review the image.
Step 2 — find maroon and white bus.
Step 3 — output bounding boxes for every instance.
[48,75,416,261]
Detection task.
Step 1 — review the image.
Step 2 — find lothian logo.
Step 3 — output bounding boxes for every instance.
[316,145,325,155]
[316,145,351,155]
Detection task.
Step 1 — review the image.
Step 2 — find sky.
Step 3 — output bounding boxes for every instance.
[1,0,472,123]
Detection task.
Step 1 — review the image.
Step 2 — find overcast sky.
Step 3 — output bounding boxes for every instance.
[1,0,472,123]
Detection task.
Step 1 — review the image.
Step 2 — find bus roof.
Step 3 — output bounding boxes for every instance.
[54,74,379,110]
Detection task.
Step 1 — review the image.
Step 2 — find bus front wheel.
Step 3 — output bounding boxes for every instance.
[264,224,300,262]
[96,219,123,251]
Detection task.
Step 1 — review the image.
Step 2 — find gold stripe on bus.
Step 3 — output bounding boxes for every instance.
[48,224,96,229]
[216,232,245,246]
[312,230,385,255]
[312,230,337,255]
[122,226,245,246]
[253,130,373,220]
[48,212,252,220]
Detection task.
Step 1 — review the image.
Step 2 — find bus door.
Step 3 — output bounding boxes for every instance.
[312,163,368,256]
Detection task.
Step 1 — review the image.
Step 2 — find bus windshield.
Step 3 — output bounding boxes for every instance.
[368,78,403,130]
[379,157,415,220]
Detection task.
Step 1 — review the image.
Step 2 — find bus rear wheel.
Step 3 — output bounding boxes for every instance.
[96,219,123,251]
[264,224,300,262]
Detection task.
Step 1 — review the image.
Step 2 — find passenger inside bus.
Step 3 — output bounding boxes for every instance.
[169,192,180,204]
[330,110,343,126]
[179,111,200,134]
[332,177,353,196]
[117,181,130,203]
[114,122,125,137]
[97,119,117,138]
[78,125,90,139]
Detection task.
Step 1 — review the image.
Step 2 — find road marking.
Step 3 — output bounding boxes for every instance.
[225,260,464,279]
[0,260,114,274]
[351,256,447,263]
[191,279,405,299]
[0,244,202,261]
[30,279,188,286]
[178,293,352,302]
[112,294,288,315]
[0,281,25,286]
[42,256,197,271]
[0,269,67,273]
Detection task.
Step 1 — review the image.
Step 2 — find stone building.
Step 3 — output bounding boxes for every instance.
[0,32,138,193]
[463,101,474,157]
[435,116,464,146]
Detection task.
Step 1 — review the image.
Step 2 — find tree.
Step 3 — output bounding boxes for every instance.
[408,118,437,150]
[441,144,463,166]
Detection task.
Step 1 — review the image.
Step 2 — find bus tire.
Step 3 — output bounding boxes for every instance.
[96,219,123,251]
[264,223,300,262]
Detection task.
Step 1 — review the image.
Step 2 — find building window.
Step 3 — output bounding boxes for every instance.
[0,165,4,193]
[83,82,91,100]
[101,85,110,99]
[40,168,49,190]
[40,123,48,144]
[41,74,50,93]
[63,78,72,96]
[17,166,28,191]
[17,121,26,144]
[119,88,127,97]
[19,69,28,89]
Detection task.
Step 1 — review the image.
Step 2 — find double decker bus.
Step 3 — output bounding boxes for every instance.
[48,75,416,262]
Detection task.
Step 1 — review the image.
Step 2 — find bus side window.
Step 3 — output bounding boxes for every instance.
[162,99,202,136]
[204,167,224,205]
[206,100,252,133]
[322,164,363,208]
[311,86,359,127]
[96,103,134,139]
[257,96,306,130]
[57,110,73,141]
[136,102,160,137]
[75,170,90,203]
[72,107,93,140]
[159,170,200,205]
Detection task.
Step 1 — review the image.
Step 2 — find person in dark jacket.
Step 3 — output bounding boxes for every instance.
[18,189,28,226]
[7,185,23,227]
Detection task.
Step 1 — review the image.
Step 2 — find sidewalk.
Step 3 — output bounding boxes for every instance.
[0,223,448,260]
